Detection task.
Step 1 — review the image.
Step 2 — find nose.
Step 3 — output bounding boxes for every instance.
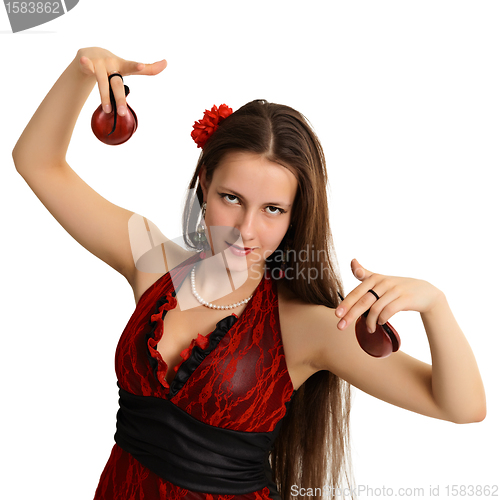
[232,209,257,245]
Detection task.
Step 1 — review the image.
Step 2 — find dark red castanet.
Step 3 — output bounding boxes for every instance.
[91,102,138,146]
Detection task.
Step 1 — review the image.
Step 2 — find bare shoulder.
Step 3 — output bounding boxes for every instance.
[276,280,339,388]
[277,279,331,323]
[129,239,198,306]
[121,213,199,305]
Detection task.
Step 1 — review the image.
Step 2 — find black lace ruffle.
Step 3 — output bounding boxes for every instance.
[169,314,238,397]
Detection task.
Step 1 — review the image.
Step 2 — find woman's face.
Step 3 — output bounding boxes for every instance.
[199,151,298,275]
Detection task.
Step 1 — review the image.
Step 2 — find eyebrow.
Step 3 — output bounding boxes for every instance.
[218,186,292,207]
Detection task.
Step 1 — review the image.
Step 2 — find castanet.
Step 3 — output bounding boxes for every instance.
[91,73,138,146]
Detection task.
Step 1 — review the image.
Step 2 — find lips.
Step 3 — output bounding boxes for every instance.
[230,243,252,251]
[225,241,254,255]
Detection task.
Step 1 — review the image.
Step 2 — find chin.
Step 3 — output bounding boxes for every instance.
[225,247,264,275]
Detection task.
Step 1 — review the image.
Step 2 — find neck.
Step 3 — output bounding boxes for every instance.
[193,256,265,304]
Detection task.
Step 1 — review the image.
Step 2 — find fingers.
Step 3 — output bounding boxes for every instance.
[364,288,402,332]
[79,49,167,114]
[149,59,168,75]
[105,59,167,114]
[109,74,127,116]
[337,271,379,313]
[94,63,139,115]
[336,277,406,332]
[79,55,95,76]
[118,59,146,76]
[351,258,372,281]
[94,60,113,113]
[134,59,168,76]
[336,286,379,331]
[337,260,431,333]
[336,267,390,330]
[117,59,167,77]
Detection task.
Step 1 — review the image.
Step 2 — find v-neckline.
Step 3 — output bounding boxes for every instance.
[149,256,267,396]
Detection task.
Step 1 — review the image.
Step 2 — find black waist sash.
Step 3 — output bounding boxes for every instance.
[114,385,287,495]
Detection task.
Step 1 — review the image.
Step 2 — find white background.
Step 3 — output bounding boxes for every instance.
[1,1,499,499]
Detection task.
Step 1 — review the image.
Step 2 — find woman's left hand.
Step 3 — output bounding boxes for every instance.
[335,259,444,332]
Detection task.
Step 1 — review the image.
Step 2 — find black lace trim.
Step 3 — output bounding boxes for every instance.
[144,252,203,389]
[145,289,238,397]
[169,314,238,398]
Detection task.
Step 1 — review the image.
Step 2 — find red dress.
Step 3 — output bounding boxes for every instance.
[93,253,295,500]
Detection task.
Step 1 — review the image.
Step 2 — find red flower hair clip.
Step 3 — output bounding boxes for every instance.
[191,104,233,149]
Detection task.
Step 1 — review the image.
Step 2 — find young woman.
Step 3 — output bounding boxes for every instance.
[12,47,486,500]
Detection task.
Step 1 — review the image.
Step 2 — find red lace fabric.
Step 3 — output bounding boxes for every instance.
[174,333,212,375]
[94,256,294,500]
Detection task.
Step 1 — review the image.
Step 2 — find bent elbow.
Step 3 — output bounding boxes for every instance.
[12,145,25,172]
[470,407,487,423]
[451,407,487,424]
[12,147,19,168]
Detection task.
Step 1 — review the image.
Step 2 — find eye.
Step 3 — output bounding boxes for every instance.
[265,206,286,216]
[220,193,240,204]
[218,192,286,216]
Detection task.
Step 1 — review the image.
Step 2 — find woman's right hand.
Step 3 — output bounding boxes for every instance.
[76,47,167,116]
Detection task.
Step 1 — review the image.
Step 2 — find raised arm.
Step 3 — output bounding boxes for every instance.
[12,47,167,281]
[312,259,486,424]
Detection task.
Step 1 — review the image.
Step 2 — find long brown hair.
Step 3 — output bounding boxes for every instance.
[182,100,352,499]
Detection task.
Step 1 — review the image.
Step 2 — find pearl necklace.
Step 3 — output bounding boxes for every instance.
[190,264,254,310]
